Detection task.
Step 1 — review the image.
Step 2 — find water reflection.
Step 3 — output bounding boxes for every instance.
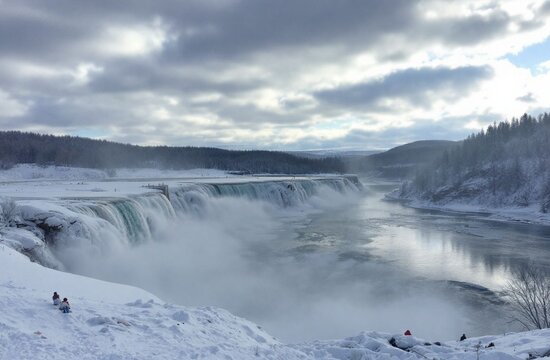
[340,184,550,290]
[280,182,550,339]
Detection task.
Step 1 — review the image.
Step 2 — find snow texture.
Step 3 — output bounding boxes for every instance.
[0,245,307,360]
[2,244,550,360]
[0,164,230,181]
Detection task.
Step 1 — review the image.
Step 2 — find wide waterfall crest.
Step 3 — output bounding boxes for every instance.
[170,177,361,213]
[67,193,176,244]
[9,177,361,267]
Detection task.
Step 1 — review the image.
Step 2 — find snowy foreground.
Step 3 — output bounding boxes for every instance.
[2,245,550,360]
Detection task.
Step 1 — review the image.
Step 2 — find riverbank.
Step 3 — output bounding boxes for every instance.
[385,188,550,226]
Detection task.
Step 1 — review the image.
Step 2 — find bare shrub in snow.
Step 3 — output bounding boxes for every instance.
[0,160,14,170]
[541,181,550,213]
[505,265,550,330]
[105,168,117,178]
[515,187,531,207]
[0,198,17,226]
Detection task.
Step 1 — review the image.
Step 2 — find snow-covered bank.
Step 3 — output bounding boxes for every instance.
[0,164,231,181]
[387,189,550,226]
[296,329,550,359]
[394,116,550,226]
[2,244,550,360]
[0,164,358,200]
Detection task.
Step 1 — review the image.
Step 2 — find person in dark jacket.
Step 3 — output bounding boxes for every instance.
[59,298,71,313]
[460,334,467,341]
[52,292,60,306]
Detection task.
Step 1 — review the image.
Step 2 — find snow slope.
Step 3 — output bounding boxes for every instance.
[0,245,306,360]
[2,244,550,360]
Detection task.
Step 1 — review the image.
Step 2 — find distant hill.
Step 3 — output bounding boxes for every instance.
[350,140,458,179]
[0,131,345,174]
[287,150,380,159]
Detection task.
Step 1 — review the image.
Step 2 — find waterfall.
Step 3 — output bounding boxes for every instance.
[66,193,176,244]
[61,177,361,245]
[9,177,362,267]
[170,177,361,213]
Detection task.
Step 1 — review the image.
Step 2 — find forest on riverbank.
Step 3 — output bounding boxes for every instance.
[398,113,550,212]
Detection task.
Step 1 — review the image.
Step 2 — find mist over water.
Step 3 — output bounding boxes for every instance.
[52,183,550,342]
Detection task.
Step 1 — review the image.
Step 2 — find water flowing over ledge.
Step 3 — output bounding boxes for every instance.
[1,175,362,268]
[171,176,361,211]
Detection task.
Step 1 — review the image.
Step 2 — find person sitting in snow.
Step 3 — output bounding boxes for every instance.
[52,292,60,306]
[59,298,71,313]
[460,333,467,341]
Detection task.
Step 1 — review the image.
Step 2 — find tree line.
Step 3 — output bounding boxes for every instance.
[402,113,550,211]
[0,131,345,174]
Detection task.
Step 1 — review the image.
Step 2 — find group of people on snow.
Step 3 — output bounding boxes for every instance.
[52,291,71,313]
[404,329,468,342]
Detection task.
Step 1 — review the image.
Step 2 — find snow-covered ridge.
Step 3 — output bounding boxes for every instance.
[2,245,550,360]
[391,116,550,225]
[388,182,550,226]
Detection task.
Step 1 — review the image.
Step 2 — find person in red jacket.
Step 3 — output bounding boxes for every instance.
[404,330,412,336]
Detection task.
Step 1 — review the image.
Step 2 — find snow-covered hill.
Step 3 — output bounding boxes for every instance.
[393,115,550,224]
[392,161,550,226]
[0,245,306,360]
[2,244,550,360]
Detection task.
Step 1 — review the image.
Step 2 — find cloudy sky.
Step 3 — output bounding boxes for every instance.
[1,0,550,150]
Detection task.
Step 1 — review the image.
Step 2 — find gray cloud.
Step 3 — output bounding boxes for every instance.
[428,11,511,46]
[162,0,418,62]
[517,93,536,103]
[315,66,494,110]
[2,0,539,65]
[279,113,503,151]
[88,59,264,95]
[0,1,549,149]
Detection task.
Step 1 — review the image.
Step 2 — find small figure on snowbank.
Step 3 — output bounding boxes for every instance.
[404,330,412,336]
[59,298,71,313]
[460,333,467,341]
[52,292,60,306]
